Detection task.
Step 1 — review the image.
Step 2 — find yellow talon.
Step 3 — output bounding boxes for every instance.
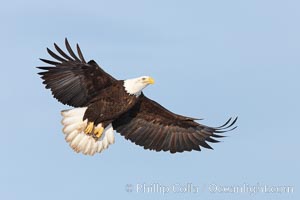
[84,122,94,134]
[94,126,104,138]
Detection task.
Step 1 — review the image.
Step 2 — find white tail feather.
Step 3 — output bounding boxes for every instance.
[61,108,115,156]
[78,135,89,151]
[61,116,82,126]
[65,130,78,142]
[96,141,103,153]
[106,127,115,144]
[70,134,84,149]
[102,137,108,149]
[63,122,82,134]
[83,139,92,155]
[89,141,97,155]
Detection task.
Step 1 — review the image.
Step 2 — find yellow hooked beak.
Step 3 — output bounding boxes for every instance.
[146,77,155,84]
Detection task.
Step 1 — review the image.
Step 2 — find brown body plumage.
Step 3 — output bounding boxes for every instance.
[83,81,138,126]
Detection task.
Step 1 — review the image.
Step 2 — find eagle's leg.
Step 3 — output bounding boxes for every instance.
[94,125,104,138]
[84,122,94,134]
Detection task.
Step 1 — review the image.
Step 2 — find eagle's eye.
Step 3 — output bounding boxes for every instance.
[142,77,146,80]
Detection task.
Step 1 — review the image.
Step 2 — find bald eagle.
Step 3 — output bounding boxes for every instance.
[37,39,237,155]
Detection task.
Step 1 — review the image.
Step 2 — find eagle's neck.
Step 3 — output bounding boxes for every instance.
[123,79,144,97]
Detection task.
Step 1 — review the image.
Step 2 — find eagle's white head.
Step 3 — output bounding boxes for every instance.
[124,76,155,96]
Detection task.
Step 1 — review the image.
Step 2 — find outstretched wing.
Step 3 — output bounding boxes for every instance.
[37,38,116,107]
[113,94,237,153]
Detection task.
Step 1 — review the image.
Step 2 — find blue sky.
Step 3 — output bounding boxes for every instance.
[0,0,299,199]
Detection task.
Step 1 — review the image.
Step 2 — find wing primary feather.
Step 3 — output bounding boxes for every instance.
[65,38,81,61]
[54,43,74,61]
[215,126,237,133]
[36,66,56,70]
[77,44,86,63]
[214,130,229,133]
[205,137,220,143]
[215,117,232,128]
[226,117,238,128]
[199,140,213,149]
[39,58,60,65]
[47,48,67,62]
[211,133,226,138]
[215,117,238,130]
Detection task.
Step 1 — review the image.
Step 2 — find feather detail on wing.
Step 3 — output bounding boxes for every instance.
[113,94,237,153]
[37,38,116,107]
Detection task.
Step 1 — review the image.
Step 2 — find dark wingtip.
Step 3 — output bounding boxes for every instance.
[212,133,227,138]
[215,116,238,131]
[76,43,86,63]
[64,38,80,61]
[216,117,232,128]
[205,137,220,143]
[39,58,60,65]
[46,47,67,62]
[54,42,74,61]
[36,66,48,70]
[230,117,238,127]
